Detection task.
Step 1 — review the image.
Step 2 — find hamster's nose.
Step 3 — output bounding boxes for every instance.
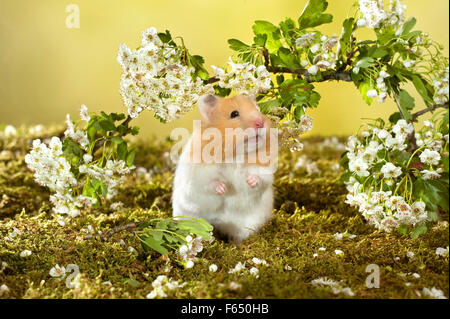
[254,117,265,129]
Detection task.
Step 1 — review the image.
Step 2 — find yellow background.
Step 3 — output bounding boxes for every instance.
[0,0,448,137]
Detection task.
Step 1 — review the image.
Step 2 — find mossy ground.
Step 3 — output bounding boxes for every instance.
[0,128,448,299]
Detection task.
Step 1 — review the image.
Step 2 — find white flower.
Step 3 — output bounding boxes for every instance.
[357,19,367,27]
[229,261,246,274]
[82,154,93,163]
[379,70,390,78]
[249,267,259,278]
[421,169,441,180]
[319,247,327,251]
[392,119,414,137]
[146,275,184,299]
[209,264,218,272]
[0,284,9,297]
[295,33,316,47]
[4,125,17,137]
[20,250,32,258]
[335,249,344,256]
[403,60,415,68]
[334,233,343,240]
[421,287,447,299]
[310,44,320,54]
[419,149,441,166]
[80,104,90,122]
[377,129,390,139]
[298,115,314,133]
[307,65,319,75]
[378,92,387,103]
[435,247,449,257]
[49,264,66,277]
[366,89,378,98]
[228,281,242,291]
[349,158,370,177]
[381,162,402,179]
[406,251,415,259]
[252,257,268,266]
[185,260,195,269]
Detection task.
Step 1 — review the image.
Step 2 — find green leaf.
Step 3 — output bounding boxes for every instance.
[400,17,417,36]
[87,125,97,142]
[298,0,333,30]
[117,142,128,161]
[98,120,116,131]
[253,34,267,47]
[228,39,250,51]
[410,224,427,239]
[389,112,402,124]
[141,236,169,255]
[414,177,449,211]
[124,278,140,287]
[278,47,300,68]
[279,18,296,38]
[157,30,173,45]
[259,99,281,114]
[355,57,374,68]
[111,136,124,144]
[252,20,282,54]
[397,224,409,235]
[62,137,84,167]
[427,210,439,222]
[126,148,136,166]
[411,74,433,106]
[371,46,389,58]
[338,18,355,61]
[395,89,415,121]
[358,80,374,105]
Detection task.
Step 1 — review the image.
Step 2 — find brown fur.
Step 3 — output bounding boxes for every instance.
[189,95,274,166]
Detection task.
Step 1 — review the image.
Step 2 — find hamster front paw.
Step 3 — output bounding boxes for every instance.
[212,181,227,195]
[246,174,260,188]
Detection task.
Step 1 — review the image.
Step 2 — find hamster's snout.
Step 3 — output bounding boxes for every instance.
[254,117,265,129]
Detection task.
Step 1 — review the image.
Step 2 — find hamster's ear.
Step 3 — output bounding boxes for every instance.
[198,94,219,120]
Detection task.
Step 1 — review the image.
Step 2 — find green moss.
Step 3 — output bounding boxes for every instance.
[0,130,448,299]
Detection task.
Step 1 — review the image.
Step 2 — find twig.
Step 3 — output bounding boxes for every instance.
[411,103,449,119]
[83,220,145,240]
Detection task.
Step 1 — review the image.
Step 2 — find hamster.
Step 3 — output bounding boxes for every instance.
[172,94,276,244]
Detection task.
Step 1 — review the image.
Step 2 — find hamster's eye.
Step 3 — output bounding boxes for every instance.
[230,110,239,119]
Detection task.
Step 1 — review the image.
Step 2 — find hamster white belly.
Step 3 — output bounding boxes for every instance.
[172,139,274,243]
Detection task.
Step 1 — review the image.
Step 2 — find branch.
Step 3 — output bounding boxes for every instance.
[83,220,145,240]
[411,103,449,119]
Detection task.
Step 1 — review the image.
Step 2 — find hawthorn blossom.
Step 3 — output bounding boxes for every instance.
[212,59,271,95]
[249,267,259,278]
[20,250,32,258]
[381,162,402,179]
[49,264,66,278]
[435,247,449,257]
[209,264,218,272]
[146,275,185,299]
[228,261,246,274]
[419,149,441,166]
[118,27,214,121]
[178,234,208,268]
